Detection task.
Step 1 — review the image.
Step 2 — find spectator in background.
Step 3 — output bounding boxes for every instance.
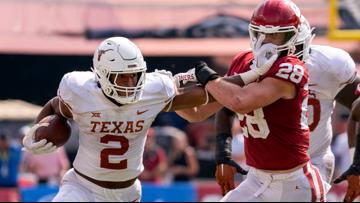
[19,126,70,186]
[20,146,70,186]
[140,128,168,184]
[0,133,21,187]
[168,128,199,182]
[186,118,215,148]
[186,119,216,179]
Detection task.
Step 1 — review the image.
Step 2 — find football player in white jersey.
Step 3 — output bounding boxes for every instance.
[294,16,360,186]
[21,37,216,202]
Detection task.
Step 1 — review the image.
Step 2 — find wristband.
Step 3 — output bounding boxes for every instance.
[215,133,232,164]
[239,69,260,85]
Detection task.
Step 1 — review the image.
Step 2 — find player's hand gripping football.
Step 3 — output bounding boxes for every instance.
[333,164,360,202]
[22,123,57,154]
[251,34,278,76]
[215,160,247,196]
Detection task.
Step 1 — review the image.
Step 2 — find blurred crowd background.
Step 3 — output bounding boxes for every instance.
[0,0,359,201]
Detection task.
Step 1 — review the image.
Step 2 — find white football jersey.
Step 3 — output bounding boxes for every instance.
[58,71,176,181]
[306,45,356,156]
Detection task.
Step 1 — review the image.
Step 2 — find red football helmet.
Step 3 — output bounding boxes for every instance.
[249,0,302,54]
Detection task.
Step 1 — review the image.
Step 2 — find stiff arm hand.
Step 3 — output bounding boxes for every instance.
[173,68,197,88]
[241,34,278,85]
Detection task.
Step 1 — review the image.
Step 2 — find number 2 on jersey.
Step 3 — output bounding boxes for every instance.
[100,134,129,170]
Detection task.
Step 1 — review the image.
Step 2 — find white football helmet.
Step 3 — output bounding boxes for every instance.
[294,16,315,61]
[249,0,302,55]
[92,37,147,104]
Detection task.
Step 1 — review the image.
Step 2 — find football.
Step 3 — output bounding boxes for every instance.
[34,114,71,147]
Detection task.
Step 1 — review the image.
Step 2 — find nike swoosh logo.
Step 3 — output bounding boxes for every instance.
[137,110,149,115]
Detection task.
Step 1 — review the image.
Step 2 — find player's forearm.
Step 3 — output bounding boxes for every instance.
[348,97,360,156]
[206,78,251,114]
[35,97,71,123]
[351,124,360,166]
[215,108,235,135]
[222,75,246,87]
[351,98,360,122]
[175,102,222,122]
[347,119,357,148]
[169,84,217,111]
[35,98,58,123]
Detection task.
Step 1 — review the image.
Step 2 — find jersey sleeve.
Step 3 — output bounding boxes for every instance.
[226,50,253,76]
[57,72,86,114]
[58,72,74,109]
[153,70,176,103]
[227,54,242,76]
[263,56,308,88]
[331,48,357,85]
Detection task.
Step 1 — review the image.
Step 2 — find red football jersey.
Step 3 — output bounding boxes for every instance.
[228,50,310,170]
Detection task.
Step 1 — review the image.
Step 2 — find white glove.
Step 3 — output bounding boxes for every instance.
[155,69,173,77]
[240,34,278,85]
[251,34,278,75]
[173,68,197,88]
[22,123,57,154]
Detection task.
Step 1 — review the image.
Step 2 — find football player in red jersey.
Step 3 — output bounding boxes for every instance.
[213,15,360,202]
[176,0,326,201]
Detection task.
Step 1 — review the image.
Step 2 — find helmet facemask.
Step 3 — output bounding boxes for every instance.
[249,0,302,57]
[249,24,299,56]
[294,17,315,62]
[93,67,146,104]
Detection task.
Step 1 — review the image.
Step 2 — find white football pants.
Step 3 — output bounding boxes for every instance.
[52,169,141,202]
[220,162,328,202]
[310,146,335,185]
